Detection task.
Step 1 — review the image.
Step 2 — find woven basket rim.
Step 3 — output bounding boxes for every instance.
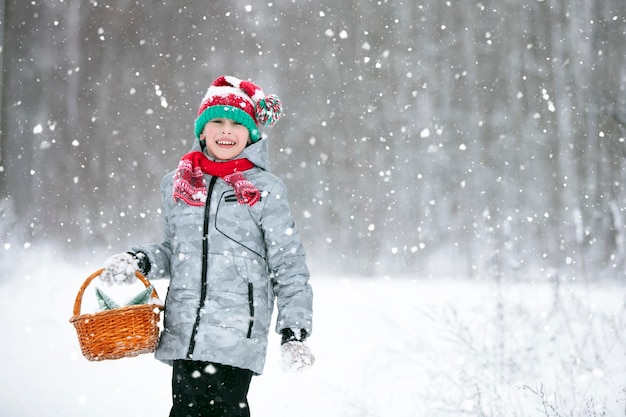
[69,302,162,323]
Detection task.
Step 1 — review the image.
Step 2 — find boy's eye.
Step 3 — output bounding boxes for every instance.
[210,119,242,126]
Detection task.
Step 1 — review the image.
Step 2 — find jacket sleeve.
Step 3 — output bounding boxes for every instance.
[261,178,313,337]
[131,173,174,279]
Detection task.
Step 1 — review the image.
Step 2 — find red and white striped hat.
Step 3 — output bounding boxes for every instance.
[194,75,282,143]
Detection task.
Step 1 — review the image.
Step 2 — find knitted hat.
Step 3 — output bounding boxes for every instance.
[195,75,282,143]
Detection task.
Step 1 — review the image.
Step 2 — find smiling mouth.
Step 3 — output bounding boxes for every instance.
[216,140,236,146]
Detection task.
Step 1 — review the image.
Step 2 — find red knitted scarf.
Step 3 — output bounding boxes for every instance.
[172,151,261,206]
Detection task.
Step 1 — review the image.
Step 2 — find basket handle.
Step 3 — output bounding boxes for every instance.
[72,268,160,316]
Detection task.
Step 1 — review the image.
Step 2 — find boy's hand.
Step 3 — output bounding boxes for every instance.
[99,253,139,286]
[281,340,315,372]
[280,328,314,372]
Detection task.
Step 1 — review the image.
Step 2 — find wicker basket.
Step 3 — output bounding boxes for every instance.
[69,268,164,361]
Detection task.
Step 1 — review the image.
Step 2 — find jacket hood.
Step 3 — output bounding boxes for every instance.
[190,138,271,171]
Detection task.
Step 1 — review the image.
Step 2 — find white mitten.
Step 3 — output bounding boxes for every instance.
[281,341,315,372]
[100,253,139,286]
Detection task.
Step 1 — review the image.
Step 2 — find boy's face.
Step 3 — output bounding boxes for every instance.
[200,118,250,161]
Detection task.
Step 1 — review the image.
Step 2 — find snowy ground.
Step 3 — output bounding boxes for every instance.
[1,252,625,417]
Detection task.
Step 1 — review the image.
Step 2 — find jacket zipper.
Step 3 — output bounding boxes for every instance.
[187,175,218,359]
[247,282,254,338]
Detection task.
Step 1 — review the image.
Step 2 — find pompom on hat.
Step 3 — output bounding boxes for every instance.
[195,75,282,143]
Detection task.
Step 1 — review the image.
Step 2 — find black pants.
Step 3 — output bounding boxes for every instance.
[169,360,254,417]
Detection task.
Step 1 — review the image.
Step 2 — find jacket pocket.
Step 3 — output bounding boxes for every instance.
[246,282,254,338]
[215,191,266,259]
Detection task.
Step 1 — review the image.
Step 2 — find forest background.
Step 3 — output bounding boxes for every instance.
[1,0,626,280]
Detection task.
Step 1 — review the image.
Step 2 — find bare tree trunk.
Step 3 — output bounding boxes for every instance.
[0,0,5,180]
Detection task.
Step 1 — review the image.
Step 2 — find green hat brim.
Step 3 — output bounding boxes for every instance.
[194,105,260,142]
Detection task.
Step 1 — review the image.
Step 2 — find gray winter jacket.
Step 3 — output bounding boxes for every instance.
[134,139,313,375]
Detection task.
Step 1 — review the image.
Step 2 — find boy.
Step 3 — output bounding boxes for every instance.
[101,75,314,417]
